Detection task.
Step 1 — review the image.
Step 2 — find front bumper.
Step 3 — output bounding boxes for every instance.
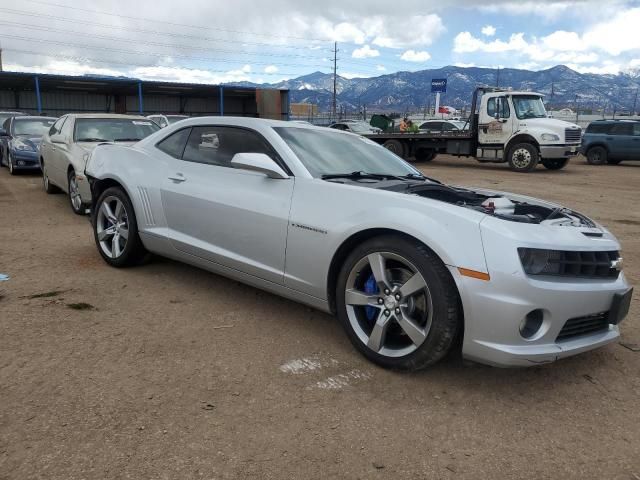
[539,144,580,159]
[10,150,41,170]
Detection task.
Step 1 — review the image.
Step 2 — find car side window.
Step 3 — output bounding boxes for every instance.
[157,128,191,159]
[2,118,9,131]
[610,123,632,136]
[49,116,66,136]
[442,122,456,131]
[60,117,74,140]
[182,126,274,167]
[633,123,640,136]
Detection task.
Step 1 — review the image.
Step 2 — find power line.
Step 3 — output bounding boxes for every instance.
[0,20,327,61]
[0,7,325,52]
[20,0,332,42]
[0,34,328,69]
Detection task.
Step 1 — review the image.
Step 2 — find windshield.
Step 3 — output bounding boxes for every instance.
[450,121,467,130]
[13,118,56,136]
[275,127,422,178]
[513,96,547,119]
[166,115,189,124]
[74,118,160,142]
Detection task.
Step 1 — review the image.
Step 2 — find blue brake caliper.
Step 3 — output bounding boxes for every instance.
[364,274,379,322]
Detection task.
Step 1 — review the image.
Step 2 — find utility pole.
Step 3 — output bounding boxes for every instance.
[332,42,338,120]
[633,88,638,116]
[496,67,500,87]
[0,44,3,72]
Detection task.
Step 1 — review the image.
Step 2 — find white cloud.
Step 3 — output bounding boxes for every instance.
[400,50,431,62]
[583,7,640,55]
[264,65,279,74]
[481,25,496,36]
[376,64,387,71]
[352,45,380,59]
[453,31,528,54]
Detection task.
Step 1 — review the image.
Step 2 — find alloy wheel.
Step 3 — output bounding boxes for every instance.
[96,196,129,259]
[69,175,83,211]
[344,252,432,358]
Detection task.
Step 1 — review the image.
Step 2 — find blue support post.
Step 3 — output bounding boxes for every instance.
[137,82,144,114]
[34,75,42,114]
[219,85,224,116]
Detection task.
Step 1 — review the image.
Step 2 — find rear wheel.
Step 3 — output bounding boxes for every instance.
[383,139,405,158]
[415,148,436,163]
[542,158,569,170]
[42,162,61,194]
[507,143,539,172]
[93,186,148,267]
[586,146,607,165]
[336,235,461,371]
[68,170,87,215]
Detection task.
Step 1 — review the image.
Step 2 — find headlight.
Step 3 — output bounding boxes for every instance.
[541,133,560,142]
[13,139,35,152]
[518,248,563,275]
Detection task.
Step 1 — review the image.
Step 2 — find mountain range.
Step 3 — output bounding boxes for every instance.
[228,65,640,113]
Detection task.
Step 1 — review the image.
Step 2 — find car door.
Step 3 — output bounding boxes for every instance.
[479,96,513,145]
[159,125,294,284]
[42,116,67,186]
[631,123,640,159]
[52,116,76,190]
[607,123,632,159]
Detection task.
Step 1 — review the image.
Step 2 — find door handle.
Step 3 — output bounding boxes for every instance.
[168,173,186,183]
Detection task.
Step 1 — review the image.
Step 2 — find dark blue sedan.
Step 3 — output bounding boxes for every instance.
[0,116,57,175]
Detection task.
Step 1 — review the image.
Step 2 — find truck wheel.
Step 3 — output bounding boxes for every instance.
[415,148,436,163]
[586,146,607,165]
[542,158,569,170]
[383,140,405,158]
[507,143,539,172]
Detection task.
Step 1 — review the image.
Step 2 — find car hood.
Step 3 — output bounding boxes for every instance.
[13,135,43,150]
[77,141,137,152]
[519,117,580,130]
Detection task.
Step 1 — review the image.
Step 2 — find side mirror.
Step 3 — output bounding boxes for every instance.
[50,134,65,144]
[0,128,9,138]
[231,152,289,179]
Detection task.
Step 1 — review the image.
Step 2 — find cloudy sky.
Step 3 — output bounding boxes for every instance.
[1,0,640,84]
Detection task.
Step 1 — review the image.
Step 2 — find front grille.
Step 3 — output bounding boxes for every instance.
[556,312,609,342]
[555,250,620,278]
[565,128,582,143]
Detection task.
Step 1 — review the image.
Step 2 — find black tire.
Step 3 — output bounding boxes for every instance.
[606,158,622,165]
[336,234,461,371]
[507,143,539,172]
[93,186,148,268]
[67,170,87,215]
[42,161,61,194]
[415,148,436,163]
[586,146,607,165]
[8,152,17,175]
[383,139,406,158]
[0,147,6,168]
[542,158,569,170]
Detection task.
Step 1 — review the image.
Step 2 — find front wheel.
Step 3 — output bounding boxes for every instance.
[68,170,87,215]
[586,146,607,165]
[507,143,539,172]
[415,148,436,163]
[93,186,148,267]
[542,158,569,170]
[336,235,461,371]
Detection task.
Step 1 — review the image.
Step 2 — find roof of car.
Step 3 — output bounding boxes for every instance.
[591,119,640,123]
[13,116,57,120]
[68,113,152,120]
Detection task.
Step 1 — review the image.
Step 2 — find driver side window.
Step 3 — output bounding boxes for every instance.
[487,97,510,119]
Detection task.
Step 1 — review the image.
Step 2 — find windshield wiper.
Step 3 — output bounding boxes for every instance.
[76,137,109,142]
[321,170,439,183]
[114,138,141,142]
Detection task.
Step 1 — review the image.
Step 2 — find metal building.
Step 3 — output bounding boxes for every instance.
[0,71,290,119]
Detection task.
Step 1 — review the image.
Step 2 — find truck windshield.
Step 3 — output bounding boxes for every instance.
[274,127,421,178]
[512,96,547,119]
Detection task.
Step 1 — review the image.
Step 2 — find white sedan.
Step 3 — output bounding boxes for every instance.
[40,114,159,214]
[84,117,632,370]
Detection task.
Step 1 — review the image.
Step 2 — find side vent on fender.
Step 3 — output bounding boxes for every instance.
[137,187,155,226]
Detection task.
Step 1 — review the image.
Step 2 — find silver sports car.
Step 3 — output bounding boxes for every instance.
[84,117,632,370]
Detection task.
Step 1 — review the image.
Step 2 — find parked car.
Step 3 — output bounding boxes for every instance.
[85,118,631,370]
[581,119,640,165]
[0,111,26,125]
[0,116,57,174]
[329,121,382,134]
[40,114,159,214]
[147,114,189,128]
[418,119,468,132]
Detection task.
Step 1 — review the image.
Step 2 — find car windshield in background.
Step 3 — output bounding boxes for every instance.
[74,118,160,142]
[451,121,467,130]
[513,96,547,120]
[13,118,56,136]
[166,116,189,124]
[275,127,421,178]
[348,122,374,133]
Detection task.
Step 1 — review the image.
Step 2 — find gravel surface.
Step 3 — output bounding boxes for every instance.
[0,156,638,479]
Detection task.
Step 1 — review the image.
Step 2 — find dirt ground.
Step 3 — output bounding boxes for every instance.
[0,155,639,480]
